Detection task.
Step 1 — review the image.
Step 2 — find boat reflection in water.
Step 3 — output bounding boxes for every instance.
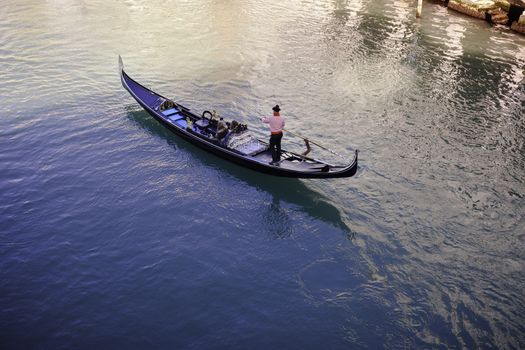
[126,110,356,237]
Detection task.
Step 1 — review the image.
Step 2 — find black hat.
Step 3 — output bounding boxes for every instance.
[272,105,280,112]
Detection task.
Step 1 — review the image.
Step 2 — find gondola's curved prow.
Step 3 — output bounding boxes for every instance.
[118,56,359,178]
[119,56,167,109]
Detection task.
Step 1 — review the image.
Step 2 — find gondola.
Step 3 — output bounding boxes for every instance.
[119,56,358,178]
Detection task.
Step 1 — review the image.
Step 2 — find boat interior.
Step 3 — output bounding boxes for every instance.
[152,98,332,172]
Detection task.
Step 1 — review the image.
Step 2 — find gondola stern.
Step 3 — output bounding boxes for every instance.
[348,149,359,177]
[331,150,358,178]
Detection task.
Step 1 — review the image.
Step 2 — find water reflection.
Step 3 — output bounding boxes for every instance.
[330,0,365,29]
[315,1,525,347]
[443,22,466,59]
[262,196,294,239]
[126,110,356,236]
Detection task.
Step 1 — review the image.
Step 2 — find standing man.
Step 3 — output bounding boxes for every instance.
[262,105,285,165]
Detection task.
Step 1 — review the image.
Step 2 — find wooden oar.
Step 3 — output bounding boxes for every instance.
[282,128,346,159]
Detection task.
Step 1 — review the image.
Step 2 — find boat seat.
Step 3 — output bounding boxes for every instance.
[161,108,179,116]
[175,118,188,128]
[194,119,209,129]
[168,113,183,122]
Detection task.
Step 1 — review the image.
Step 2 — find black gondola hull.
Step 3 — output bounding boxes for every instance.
[119,57,358,178]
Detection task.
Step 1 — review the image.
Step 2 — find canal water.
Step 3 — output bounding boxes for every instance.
[1,0,524,348]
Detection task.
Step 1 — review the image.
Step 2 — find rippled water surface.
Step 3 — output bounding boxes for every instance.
[1,1,524,349]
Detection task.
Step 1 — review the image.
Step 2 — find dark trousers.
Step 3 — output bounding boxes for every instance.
[269,132,283,162]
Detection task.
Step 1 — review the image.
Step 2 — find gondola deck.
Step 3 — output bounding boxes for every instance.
[119,56,358,178]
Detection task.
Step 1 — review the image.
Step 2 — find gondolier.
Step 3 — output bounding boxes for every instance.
[261,105,285,165]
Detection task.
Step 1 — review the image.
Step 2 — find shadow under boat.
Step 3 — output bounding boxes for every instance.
[126,109,356,237]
